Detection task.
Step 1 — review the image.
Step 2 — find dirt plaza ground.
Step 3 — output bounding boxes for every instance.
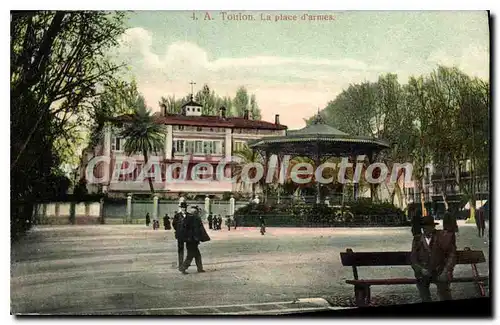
[11,221,489,315]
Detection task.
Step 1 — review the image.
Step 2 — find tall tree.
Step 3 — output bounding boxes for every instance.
[159,95,184,115]
[249,94,262,120]
[232,86,250,117]
[10,11,127,239]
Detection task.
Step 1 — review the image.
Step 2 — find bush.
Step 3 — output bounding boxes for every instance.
[234,200,406,227]
[348,200,404,218]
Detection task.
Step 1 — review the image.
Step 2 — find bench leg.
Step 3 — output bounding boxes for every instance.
[354,286,371,307]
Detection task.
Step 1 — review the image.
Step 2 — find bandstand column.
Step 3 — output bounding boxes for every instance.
[315,144,321,204]
[367,151,374,202]
[263,151,270,203]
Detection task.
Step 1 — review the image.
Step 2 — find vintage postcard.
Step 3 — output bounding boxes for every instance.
[10,10,490,316]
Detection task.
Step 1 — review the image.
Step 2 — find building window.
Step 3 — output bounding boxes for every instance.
[196,127,203,132]
[197,108,201,112]
[233,141,247,152]
[214,141,222,154]
[186,141,195,153]
[174,140,185,153]
[204,141,213,154]
[174,139,223,155]
[195,141,203,153]
[112,137,125,152]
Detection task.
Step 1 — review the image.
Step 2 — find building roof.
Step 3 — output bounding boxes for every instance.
[111,114,287,130]
[248,112,390,156]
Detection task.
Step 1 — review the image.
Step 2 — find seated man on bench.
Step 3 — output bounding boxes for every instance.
[411,215,456,302]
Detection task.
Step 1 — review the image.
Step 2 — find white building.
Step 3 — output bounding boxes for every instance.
[81,96,287,198]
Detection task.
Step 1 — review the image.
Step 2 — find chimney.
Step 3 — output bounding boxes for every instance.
[219,106,226,118]
[244,109,249,119]
[275,114,280,125]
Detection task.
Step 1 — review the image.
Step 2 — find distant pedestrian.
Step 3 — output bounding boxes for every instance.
[476,209,486,238]
[259,215,266,235]
[145,213,151,227]
[411,212,422,236]
[218,215,223,230]
[234,215,239,230]
[208,214,213,230]
[163,214,171,230]
[226,216,231,231]
[443,209,459,234]
[179,206,210,274]
[153,219,159,230]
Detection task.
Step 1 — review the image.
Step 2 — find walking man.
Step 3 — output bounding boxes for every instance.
[172,202,188,270]
[226,215,231,231]
[411,215,456,302]
[145,213,151,227]
[443,208,459,240]
[259,215,266,235]
[208,214,213,230]
[411,212,422,236]
[179,206,210,274]
[163,213,171,231]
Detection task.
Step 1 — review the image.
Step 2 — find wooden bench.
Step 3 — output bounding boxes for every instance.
[340,247,488,306]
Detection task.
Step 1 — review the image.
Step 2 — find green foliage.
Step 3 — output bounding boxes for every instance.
[119,97,165,194]
[249,94,261,120]
[234,201,405,226]
[348,199,405,217]
[233,86,250,117]
[159,84,262,119]
[87,79,138,149]
[11,11,128,239]
[73,178,89,199]
[314,67,489,208]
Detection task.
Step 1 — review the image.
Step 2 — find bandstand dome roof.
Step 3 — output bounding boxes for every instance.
[248,112,390,157]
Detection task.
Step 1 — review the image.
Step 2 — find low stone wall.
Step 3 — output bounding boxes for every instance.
[34,199,248,225]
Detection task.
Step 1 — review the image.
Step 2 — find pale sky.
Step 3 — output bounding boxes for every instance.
[116,10,489,129]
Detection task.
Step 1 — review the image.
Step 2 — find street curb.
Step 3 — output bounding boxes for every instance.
[41,298,354,315]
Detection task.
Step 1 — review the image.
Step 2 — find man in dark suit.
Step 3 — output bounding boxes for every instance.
[411,215,456,302]
[207,214,213,230]
[476,208,486,238]
[179,206,211,274]
[172,202,188,270]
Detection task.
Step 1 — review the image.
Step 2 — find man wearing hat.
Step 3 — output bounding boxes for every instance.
[179,205,210,274]
[172,201,188,270]
[411,215,456,302]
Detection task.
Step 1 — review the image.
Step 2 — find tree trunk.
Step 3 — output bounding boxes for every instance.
[143,149,155,194]
[420,178,427,216]
[469,157,476,222]
[390,184,396,206]
[394,183,403,209]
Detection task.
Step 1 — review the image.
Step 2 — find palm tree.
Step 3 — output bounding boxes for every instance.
[287,156,316,198]
[233,145,265,199]
[120,96,165,194]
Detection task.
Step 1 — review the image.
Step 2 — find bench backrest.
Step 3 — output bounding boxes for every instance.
[340,248,485,267]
